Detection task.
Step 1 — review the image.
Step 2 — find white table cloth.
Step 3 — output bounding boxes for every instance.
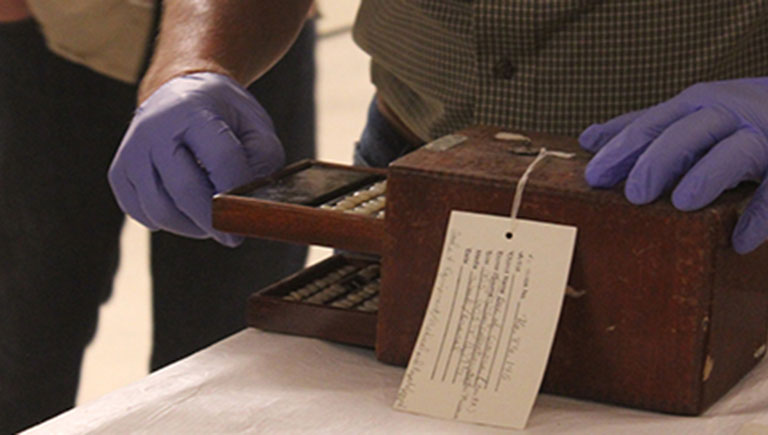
[25,329,768,434]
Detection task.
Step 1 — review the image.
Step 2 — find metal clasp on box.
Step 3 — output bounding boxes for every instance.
[423,134,468,152]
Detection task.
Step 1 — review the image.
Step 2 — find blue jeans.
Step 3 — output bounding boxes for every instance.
[0,19,316,433]
[354,97,419,168]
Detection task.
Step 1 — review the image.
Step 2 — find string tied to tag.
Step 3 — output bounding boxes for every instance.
[508,148,575,237]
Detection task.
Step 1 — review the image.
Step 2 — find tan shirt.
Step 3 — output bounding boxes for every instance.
[26,0,155,84]
[354,0,768,140]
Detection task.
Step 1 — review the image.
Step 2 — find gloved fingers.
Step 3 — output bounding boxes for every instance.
[579,109,648,153]
[732,177,768,254]
[151,144,244,247]
[182,111,253,192]
[585,100,693,188]
[233,102,285,175]
[672,128,768,211]
[108,161,159,231]
[237,125,285,176]
[130,153,209,238]
[218,233,245,248]
[624,106,740,204]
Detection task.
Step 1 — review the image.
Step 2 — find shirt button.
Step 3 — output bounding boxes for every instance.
[493,59,517,79]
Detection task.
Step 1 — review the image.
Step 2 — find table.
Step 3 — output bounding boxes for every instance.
[25,329,768,434]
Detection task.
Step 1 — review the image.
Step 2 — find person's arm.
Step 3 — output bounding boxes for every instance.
[110,0,315,247]
[139,0,313,102]
[0,0,31,21]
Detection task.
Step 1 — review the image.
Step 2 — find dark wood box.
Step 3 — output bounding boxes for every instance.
[380,126,768,415]
[213,126,768,415]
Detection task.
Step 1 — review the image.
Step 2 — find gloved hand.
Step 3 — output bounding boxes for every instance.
[579,78,768,254]
[109,72,284,247]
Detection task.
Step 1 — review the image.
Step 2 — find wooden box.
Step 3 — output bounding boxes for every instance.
[380,126,768,414]
[213,126,768,415]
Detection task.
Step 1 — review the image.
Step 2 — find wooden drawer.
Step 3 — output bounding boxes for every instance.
[246,254,379,348]
[213,160,387,255]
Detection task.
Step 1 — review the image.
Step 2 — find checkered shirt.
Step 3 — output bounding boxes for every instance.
[353,0,768,139]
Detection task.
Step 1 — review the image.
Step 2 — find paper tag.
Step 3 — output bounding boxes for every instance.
[393,210,577,429]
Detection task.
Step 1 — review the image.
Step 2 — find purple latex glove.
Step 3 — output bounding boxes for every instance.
[580,78,768,254]
[109,72,284,247]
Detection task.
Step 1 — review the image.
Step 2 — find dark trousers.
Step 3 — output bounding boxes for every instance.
[0,19,315,433]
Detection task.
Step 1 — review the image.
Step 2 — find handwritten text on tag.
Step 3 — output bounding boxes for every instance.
[394,210,577,429]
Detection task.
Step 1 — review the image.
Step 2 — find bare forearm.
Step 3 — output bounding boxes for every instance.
[139,0,313,102]
[0,0,30,21]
